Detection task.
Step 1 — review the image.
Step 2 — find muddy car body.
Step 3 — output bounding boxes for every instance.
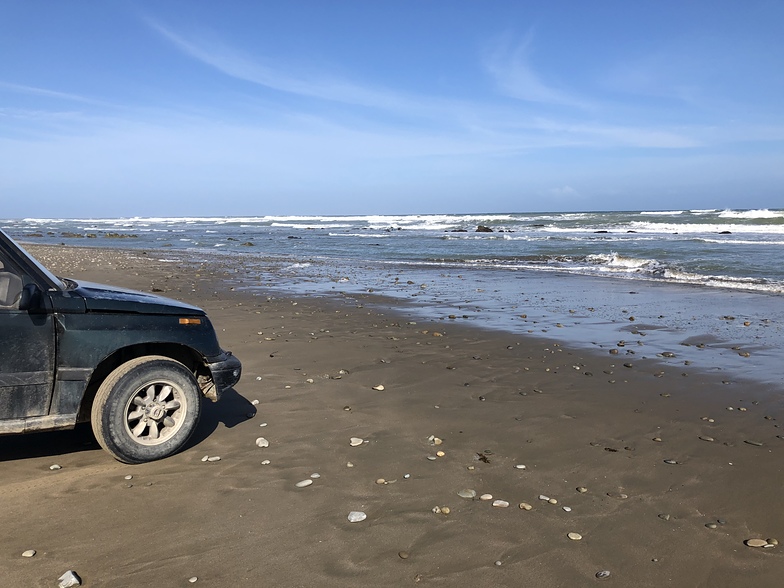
[0,229,241,463]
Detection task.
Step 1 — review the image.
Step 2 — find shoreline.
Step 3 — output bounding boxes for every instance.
[2,244,783,586]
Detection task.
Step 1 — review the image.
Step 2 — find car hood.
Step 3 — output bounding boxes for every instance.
[73,281,206,315]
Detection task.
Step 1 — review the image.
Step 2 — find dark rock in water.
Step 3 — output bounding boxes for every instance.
[449,229,468,232]
[719,231,732,234]
[531,224,545,227]
[241,241,255,246]
[594,230,610,234]
[227,237,238,241]
[627,230,637,233]
[476,225,494,233]
[287,236,301,239]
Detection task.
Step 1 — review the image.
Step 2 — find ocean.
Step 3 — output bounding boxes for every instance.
[4,209,783,384]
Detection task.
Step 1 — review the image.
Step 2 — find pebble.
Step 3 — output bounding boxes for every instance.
[372,385,385,391]
[562,506,572,512]
[256,437,270,448]
[124,475,133,480]
[768,538,779,546]
[576,486,588,493]
[596,570,611,579]
[207,456,221,462]
[492,500,510,508]
[376,478,387,485]
[349,437,364,447]
[607,492,628,499]
[398,551,410,559]
[251,399,260,405]
[49,464,62,471]
[538,494,550,501]
[436,451,445,457]
[567,532,582,541]
[663,459,678,465]
[699,436,715,442]
[480,493,493,501]
[311,473,321,479]
[261,460,271,465]
[22,549,36,557]
[745,538,768,548]
[426,456,437,461]
[189,578,198,584]
[403,473,410,479]
[346,462,354,468]
[519,502,533,510]
[295,479,313,488]
[495,560,503,566]
[201,455,209,462]
[347,511,367,523]
[514,464,526,470]
[652,437,662,442]
[548,498,558,504]
[458,489,477,499]
[658,513,671,521]
[706,522,718,529]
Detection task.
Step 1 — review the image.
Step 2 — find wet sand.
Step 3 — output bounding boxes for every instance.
[2,245,783,587]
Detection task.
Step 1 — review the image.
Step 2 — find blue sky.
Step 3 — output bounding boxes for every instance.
[1,1,783,218]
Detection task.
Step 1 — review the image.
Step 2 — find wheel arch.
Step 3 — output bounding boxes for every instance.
[77,343,208,422]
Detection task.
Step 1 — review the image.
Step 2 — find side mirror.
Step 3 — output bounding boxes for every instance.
[18,283,42,311]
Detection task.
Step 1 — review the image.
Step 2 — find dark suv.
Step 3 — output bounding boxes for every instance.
[0,229,241,463]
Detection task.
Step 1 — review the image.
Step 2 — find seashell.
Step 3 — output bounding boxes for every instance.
[349,437,364,447]
[256,437,270,448]
[372,385,385,391]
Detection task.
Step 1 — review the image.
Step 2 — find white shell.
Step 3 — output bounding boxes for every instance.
[256,437,270,448]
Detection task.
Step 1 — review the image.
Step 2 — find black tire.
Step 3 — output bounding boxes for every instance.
[91,356,202,464]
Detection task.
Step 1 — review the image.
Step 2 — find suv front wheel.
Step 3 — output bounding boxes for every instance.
[91,356,202,464]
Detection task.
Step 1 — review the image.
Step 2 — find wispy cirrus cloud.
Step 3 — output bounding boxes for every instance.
[0,81,110,106]
[483,31,591,109]
[147,19,421,113]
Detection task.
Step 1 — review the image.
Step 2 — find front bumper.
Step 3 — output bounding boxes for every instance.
[202,351,242,401]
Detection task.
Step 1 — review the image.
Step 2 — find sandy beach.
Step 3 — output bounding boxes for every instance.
[2,244,783,587]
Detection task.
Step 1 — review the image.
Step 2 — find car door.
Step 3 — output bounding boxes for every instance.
[0,253,56,419]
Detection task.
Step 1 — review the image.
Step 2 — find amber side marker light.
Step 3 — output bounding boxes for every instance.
[179,318,202,325]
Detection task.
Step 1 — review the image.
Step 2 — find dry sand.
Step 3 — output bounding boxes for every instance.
[2,245,783,587]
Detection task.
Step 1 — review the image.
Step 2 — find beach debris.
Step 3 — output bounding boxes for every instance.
[744,440,763,447]
[567,532,582,541]
[475,453,491,463]
[596,570,611,579]
[658,513,671,521]
[458,489,477,499]
[58,571,82,588]
[295,479,313,488]
[251,399,260,405]
[22,550,36,557]
[349,437,364,447]
[519,502,533,510]
[699,436,715,442]
[576,486,588,493]
[492,500,510,508]
[427,435,443,445]
[607,492,628,500]
[372,384,385,391]
[347,511,367,523]
[49,464,62,471]
[652,437,662,442]
[256,437,270,448]
[663,459,679,465]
